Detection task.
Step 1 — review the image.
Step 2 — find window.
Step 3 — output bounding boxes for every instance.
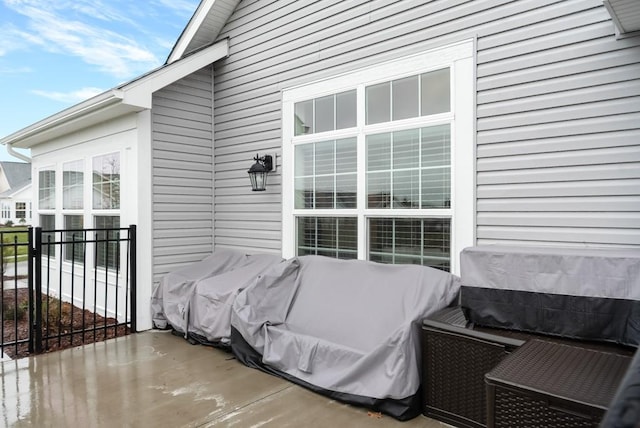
[95,216,120,270]
[93,153,120,209]
[15,202,26,220]
[40,214,56,257]
[1,203,10,219]
[297,217,357,259]
[63,160,84,209]
[64,215,84,263]
[39,169,55,210]
[283,41,474,273]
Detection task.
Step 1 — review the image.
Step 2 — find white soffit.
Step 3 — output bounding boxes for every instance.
[167,0,240,64]
[604,0,640,35]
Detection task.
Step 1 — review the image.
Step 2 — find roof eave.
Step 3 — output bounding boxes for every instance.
[1,39,229,150]
[604,0,640,37]
[167,0,240,64]
[167,0,217,64]
[0,91,127,149]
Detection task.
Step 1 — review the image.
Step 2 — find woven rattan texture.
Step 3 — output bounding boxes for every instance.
[487,339,631,407]
[424,329,508,426]
[492,389,599,428]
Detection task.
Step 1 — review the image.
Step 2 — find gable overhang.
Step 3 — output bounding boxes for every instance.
[167,0,240,63]
[604,0,640,37]
[1,39,229,149]
[0,182,31,199]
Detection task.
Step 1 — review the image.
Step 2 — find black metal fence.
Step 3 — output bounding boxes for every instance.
[0,225,136,359]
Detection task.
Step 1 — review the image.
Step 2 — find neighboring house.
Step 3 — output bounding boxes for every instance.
[0,161,32,225]
[1,0,639,330]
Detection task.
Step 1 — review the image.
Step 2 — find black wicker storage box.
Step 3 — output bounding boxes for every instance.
[485,339,632,428]
[422,307,525,428]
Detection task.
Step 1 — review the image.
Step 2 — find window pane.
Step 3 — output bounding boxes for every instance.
[393,129,419,170]
[15,202,26,220]
[393,170,419,208]
[40,214,55,257]
[294,144,314,177]
[314,95,334,133]
[39,170,55,210]
[297,217,357,259]
[421,125,451,208]
[366,82,390,124]
[336,174,356,209]
[93,153,120,209]
[294,139,356,210]
[367,172,391,208]
[294,100,313,135]
[392,76,419,121]
[315,141,334,175]
[63,160,84,209]
[368,126,451,210]
[64,215,84,263]
[368,217,450,271]
[315,175,334,209]
[366,133,391,171]
[422,167,450,208]
[421,68,450,116]
[336,90,356,129]
[95,216,120,270]
[295,177,313,209]
[335,138,356,174]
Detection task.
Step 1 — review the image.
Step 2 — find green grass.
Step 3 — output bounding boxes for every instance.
[0,227,30,260]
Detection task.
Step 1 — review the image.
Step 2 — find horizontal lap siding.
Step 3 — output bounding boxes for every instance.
[476,0,640,248]
[213,0,640,252]
[152,67,214,279]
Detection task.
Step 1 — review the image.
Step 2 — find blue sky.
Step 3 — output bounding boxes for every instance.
[0,0,200,161]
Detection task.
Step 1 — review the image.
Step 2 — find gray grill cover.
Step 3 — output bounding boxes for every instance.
[231,255,460,401]
[461,246,640,299]
[151,249,284,344]
[460,246,640,345]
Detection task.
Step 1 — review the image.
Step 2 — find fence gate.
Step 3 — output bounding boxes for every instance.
[0,225,136,359]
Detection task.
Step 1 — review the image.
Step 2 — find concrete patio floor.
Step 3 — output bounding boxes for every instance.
[1,330,448,427]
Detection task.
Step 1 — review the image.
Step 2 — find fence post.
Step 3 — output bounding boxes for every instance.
[33,227,43,354]
[129,225,137,333]
[27,227,34,354]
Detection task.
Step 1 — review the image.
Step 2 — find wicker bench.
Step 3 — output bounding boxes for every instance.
[422,306,636,428]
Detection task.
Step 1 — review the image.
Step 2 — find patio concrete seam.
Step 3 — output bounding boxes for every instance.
[194,383,294,427]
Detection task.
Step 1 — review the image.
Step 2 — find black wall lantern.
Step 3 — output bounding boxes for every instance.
[248,154,274,191]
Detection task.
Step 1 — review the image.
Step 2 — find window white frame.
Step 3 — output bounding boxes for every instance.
[282,40,475,274]
[35,150,123,270]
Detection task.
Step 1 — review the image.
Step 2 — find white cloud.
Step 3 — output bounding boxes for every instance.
[3,0,162,78]
[31,87,105,103]
[0,22,40,57]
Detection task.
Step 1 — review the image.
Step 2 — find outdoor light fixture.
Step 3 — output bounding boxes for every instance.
[248,154,273,191]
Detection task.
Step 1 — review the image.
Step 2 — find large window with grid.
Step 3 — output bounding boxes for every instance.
[63,160,84,210]
[282,41,474,273]
[93,152,120,210]
[39,169,56,210]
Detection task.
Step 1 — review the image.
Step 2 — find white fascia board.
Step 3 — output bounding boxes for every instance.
[123,39,228,109]
[1,39,228,150]
[167,0,216,64]
[0,90,125,149]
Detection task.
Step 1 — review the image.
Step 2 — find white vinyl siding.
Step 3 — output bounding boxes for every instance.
[212,0,640,253]
[151,66,214,279]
